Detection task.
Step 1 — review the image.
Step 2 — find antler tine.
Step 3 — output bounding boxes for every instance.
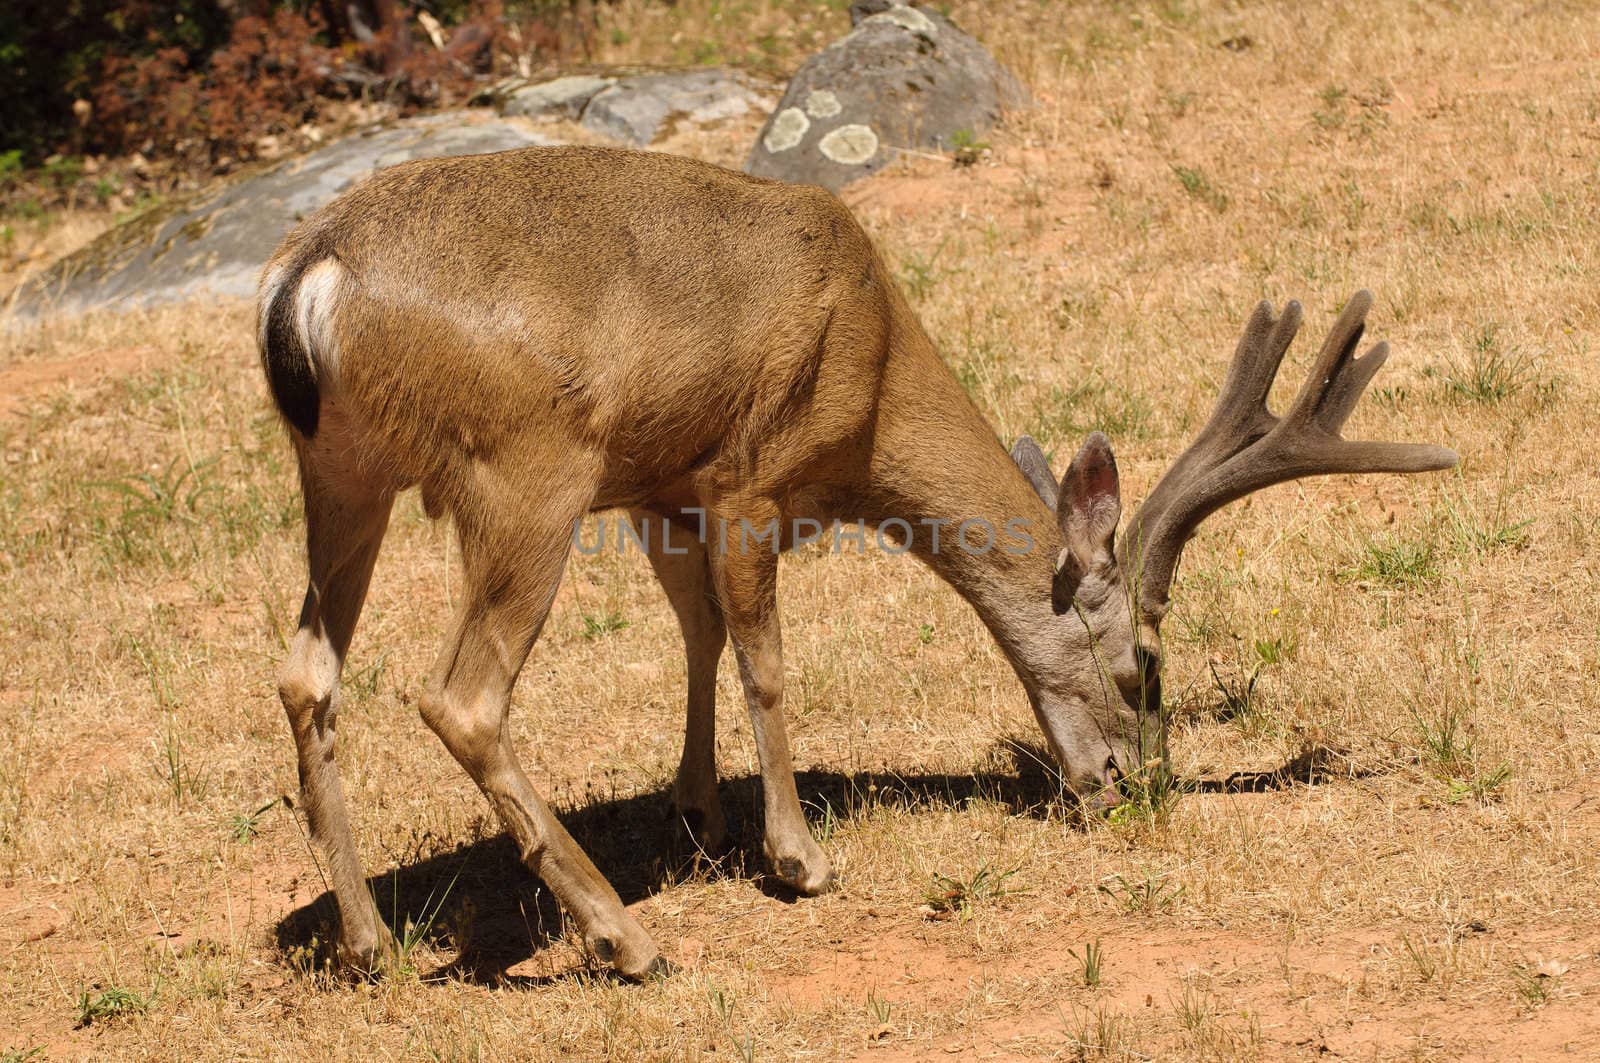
[1283,288,1377,434]
[1278,290,1457,471]
[1317,339,1391,432]
[1122,291,1458,619]
[1116,299,1301,611]
[1148,301,1301,492]
[1215,298,1300,441]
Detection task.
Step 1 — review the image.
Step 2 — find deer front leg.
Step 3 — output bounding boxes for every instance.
[631,509,729,854]
[710,510,834,895]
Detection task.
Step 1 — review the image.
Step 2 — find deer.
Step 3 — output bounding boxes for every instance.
[257,144,1456,979]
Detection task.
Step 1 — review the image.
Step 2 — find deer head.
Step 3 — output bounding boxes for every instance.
[1010,291,1457,803]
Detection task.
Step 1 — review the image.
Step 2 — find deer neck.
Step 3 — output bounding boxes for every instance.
[858,303,1063,692]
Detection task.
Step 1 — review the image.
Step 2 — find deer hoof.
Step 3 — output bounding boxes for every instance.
[588,928,667,981]
[338,934,396,977]
[672,803,731,855]
[773,854,836,896]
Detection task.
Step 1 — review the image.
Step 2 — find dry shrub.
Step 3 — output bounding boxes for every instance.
[92,8,330,166]
[39,1,585,172]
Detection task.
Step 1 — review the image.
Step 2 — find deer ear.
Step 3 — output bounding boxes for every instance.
[1057,431,1121,570]
[1010,435,1059,511]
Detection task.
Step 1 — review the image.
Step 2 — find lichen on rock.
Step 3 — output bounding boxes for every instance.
[764,108,812,153]
[818,125,880,166]
[745,1,1027,190]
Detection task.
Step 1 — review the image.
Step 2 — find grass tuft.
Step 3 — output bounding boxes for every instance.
[922,862,1019,921]
[1063,1003,1141,1060]
[580,611,630,640]
[1098,870,1184,915]
[1345,534,1439,587]
[1107,761,1191,829]
[1442,489,1532,556]
[1030,377,1152,445]
[1070,938,1106,987]
[1434,324,1538,404]
[75,985,152,1028]
[1172,165,1229,211]
[228,797,285,843]
[1411,703,1477,777]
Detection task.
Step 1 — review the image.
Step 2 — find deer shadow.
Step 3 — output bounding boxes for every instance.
[273,739,1336,983]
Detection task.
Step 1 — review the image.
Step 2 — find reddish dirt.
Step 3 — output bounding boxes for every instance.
[811,919,1600,1061]
[0,345,157,420]
[774,924,982,1011]
[0,880,71,952]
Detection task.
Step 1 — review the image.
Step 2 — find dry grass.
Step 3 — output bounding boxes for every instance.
[1,209,119,301]
[3,1,1599,1059]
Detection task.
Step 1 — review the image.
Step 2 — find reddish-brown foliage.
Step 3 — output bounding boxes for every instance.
[91,8,330,165]
[78,1,578,170]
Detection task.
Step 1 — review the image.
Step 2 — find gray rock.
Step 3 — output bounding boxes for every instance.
[502,74,616,120]
[848,0,897,23]
[745,0,1028,191]
[7,115,558,321]
[580,69,772,146]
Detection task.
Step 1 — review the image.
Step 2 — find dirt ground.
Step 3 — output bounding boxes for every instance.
[2,1,1598,1059]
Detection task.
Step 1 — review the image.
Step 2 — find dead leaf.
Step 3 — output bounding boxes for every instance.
[1534,955,1569,978]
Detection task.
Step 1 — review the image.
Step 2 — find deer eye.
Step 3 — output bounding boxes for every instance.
[1123,646,1162,715]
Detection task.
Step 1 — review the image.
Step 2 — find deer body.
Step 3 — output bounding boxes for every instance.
[259,145,1453,977]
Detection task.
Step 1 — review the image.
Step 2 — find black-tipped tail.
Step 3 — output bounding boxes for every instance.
[260,264,320,439]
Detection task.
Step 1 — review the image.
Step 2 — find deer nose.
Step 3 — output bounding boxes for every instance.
[1098,757,1125,809]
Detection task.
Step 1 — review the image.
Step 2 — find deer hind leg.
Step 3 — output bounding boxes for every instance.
[420,489,663,979]
[629,509,729,853]
[279,453,395,971]
[710,501,834,895]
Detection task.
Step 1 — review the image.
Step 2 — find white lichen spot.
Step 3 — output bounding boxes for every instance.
[818,124,880,166]
[868,6,938,34]
[804,89,843,119]
[763,107,810,153]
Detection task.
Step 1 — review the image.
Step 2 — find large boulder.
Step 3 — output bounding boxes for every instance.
[502,74,616,121]
[745,0,1027,190]
[581,70,773,146]
[490,68,775,147]
[6,115,558,320]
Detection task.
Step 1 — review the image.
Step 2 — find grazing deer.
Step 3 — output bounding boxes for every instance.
[258,145,1455,978]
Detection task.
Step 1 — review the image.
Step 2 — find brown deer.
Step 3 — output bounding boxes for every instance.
[258,145,1455,978]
